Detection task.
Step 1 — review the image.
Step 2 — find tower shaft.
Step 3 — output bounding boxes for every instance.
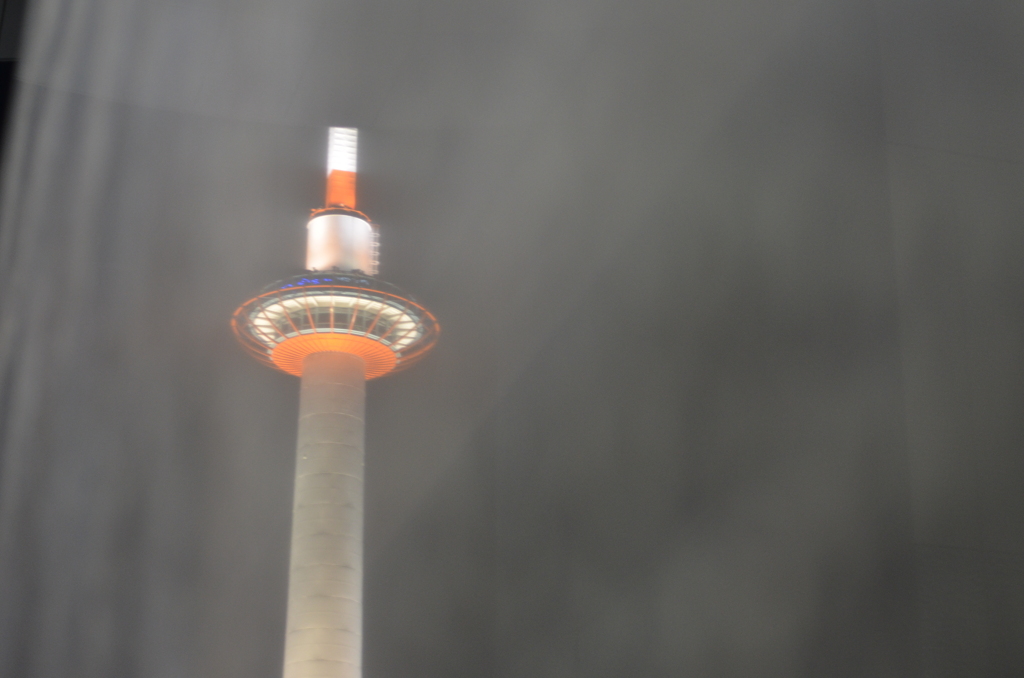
[233,127,437,678]
[284,351,366,678]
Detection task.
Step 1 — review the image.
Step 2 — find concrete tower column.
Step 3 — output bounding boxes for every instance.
[284,351,366,678]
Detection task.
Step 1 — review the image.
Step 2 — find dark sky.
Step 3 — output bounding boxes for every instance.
[1,1,1023,677]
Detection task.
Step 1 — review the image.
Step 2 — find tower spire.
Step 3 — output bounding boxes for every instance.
[306,128,378,274]
[326,127,358,208]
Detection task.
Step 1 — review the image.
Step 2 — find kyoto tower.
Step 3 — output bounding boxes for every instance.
[232,128,439,678]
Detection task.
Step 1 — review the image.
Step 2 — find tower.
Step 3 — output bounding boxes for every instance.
[232,128,439,678]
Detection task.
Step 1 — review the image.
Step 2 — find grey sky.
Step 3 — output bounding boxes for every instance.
[1,0,1022,676]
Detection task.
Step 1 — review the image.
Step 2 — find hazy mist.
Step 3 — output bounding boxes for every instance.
[1,0,1022,676]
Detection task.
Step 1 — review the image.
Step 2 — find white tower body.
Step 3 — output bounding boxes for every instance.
[284,350,366,678]
[305,214,378,274]
[286,128,368,678]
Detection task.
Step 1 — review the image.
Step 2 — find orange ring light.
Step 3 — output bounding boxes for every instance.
[231,274,439,379]
[271,334,397,378]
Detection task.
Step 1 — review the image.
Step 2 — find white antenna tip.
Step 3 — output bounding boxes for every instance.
[328,127,358,174]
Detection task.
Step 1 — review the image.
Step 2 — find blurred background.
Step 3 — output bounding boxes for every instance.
[0,0,1022,676]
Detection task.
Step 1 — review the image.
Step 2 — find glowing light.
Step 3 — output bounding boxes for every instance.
[247,292,423,352]
[327,127,357,173]
[271,334,397,378]
[232,274,440,380]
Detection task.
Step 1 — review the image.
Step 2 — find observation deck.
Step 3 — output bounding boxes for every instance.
[232,272,439,379]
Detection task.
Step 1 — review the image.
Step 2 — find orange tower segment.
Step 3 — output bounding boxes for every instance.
[326,169,357,207]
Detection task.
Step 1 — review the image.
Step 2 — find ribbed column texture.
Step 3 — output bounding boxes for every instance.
[284,351,366,678]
